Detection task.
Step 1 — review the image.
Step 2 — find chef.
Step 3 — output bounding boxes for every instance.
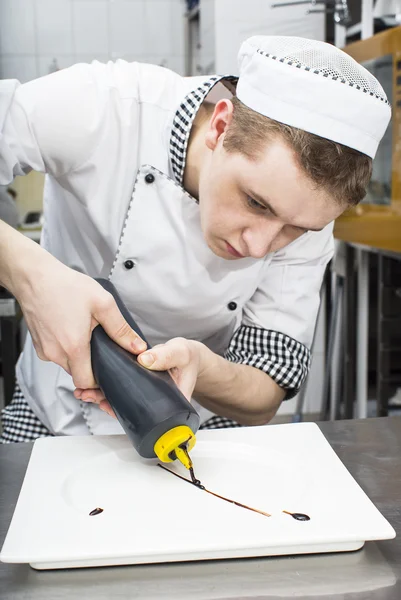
[0,36,390,442]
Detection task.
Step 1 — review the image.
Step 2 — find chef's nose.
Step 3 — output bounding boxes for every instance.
[242,221,283,259]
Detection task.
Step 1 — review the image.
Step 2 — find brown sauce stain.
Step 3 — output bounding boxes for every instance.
[89,507,104,516]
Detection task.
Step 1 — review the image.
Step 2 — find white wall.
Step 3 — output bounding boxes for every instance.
[199,0,215,74]
[213,0,325,73]
[0,0,187,83]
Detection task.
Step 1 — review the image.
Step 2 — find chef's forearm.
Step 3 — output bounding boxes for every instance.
[194,343,285,426]
[0,220,33,293]
[0,220,53,298]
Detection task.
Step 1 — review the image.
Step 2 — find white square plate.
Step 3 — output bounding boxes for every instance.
[0,423,395,570]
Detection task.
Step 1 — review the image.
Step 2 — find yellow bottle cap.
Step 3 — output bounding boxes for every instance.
[154,425,196,469]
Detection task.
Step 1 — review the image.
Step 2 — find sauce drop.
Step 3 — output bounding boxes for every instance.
[89,507,104,516]
[283,510,310,521]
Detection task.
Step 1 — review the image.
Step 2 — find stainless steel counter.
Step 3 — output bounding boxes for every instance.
[1,417,401,599]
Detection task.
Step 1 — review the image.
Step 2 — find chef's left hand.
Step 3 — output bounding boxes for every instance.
[75,338,204,418]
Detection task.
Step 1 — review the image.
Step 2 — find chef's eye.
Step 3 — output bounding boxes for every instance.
[247,196,268,212]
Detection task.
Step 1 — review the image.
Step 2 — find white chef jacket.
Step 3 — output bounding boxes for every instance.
[0,60,333,435]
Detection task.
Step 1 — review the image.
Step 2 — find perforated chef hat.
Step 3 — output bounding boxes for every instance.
[236,36,391,158]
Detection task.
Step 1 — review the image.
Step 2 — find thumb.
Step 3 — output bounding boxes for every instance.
[94,295,147,354]
[138,348,194,400]
[137,345,173,371]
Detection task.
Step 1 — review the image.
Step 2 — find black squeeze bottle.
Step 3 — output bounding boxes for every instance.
[90,279,200,469]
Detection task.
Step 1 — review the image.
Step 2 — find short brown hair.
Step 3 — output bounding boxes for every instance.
[223,97,372,206]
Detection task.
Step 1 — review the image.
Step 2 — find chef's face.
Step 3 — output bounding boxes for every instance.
[197,101,347,260]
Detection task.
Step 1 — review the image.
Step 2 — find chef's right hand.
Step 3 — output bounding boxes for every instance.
[0,222,146,390]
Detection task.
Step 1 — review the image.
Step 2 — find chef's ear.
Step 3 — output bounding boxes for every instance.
[205,99,234,151]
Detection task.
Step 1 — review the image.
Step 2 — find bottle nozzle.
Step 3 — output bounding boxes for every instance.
[154,425,196,467]
[174,445,193,470]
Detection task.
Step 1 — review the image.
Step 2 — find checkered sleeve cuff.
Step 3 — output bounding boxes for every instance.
[224,325,311,399]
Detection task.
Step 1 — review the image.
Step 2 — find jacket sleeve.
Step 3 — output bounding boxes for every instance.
[225,223,334,398]
[0,61,139,184]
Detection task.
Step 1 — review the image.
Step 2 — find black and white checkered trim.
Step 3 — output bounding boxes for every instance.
[170,75,238,185]
[170,75,221,184]
[256,50,390,105]
[0,382,53,443]
[200,416,243,430]
[225,325,310,399]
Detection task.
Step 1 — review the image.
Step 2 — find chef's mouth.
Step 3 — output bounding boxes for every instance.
[225,241,245,258]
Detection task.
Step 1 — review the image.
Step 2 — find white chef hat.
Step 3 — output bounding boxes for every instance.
[236,36,391,158]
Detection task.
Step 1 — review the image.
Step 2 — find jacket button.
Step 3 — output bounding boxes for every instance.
[124,259,135,270]
[228,302,237,311]
[145,173,155,184]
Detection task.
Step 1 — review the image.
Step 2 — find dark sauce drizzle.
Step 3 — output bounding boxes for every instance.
[182,446,204,488]
[163,447,310,521]
[158,463,271,518]
[89,507,104,516]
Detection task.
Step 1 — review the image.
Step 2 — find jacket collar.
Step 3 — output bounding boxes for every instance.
[170,76,238,185]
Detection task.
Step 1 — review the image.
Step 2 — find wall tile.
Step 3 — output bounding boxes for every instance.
[168,55,185,75]
[72,0,109,55]
[107,53,138,63]
[143,1,172,57]
[74,53,109,65]
[1,55,38,83]
[170,0,185,57]
[37,55,77,78]
[35,0,73,56]
[109,0,145,59]
[140,54,172,70]
[0,0,36,55]
[199,0,215,75]
[109,54,183,77]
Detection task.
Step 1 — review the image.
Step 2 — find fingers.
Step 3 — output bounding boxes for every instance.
[74,388,106,403]
[137,339,190,371]
[99,400,116,418]
[67,345,97,389]
[74,388,116,418]
[137,339,197,401]
[94,293,147,355]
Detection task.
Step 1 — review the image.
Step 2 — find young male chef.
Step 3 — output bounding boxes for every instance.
[0,36,390,442]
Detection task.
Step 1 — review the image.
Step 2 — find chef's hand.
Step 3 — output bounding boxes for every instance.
[12,258,145,391]
[77,338,204,418]
[0,221,145,391]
